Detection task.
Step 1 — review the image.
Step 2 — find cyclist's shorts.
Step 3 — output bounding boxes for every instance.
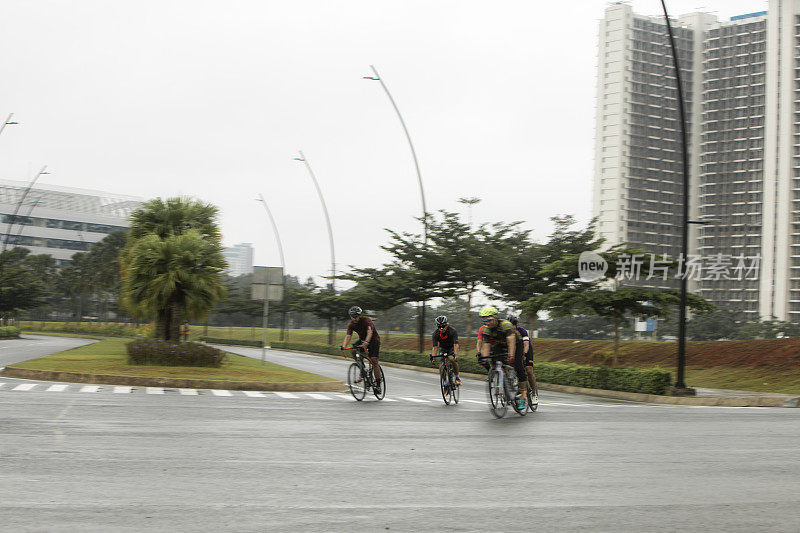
[367,343,380,359]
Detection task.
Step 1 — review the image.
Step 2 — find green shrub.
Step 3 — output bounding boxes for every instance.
[126,338,226,367]
[270,341,672,395]
[198,336,263,347]
[0,326,21,338]
[20,321,153,338]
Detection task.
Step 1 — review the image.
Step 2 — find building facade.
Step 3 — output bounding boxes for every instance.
[222,243,254,277]
[594,0,800,322]
[0,179,142,265]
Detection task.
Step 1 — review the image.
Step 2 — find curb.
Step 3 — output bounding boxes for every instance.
[0,366,345,392]
[264,347,800,407]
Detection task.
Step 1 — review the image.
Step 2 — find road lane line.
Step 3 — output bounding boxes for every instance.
[398,397,430,403]
[179,388,198,395]
[305,393,333,400]
[12,383,37,391]
[273,392,298,399]
[211,389,233,396]
[146,387,164,395]
[113,386,133,394]
[46,384,69,392]
[79,385,101,393]
[242,391,265,397]
[460,399,484,404]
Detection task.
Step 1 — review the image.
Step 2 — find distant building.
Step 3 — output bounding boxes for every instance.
[594,1,800,322]
[222,243,254,277]
[0,179,143,265]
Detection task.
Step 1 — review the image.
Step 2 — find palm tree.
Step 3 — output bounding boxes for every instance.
[121,198,226,342]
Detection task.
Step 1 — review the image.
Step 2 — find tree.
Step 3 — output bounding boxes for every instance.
[0,248,53,323]
[121,198,226,342]
[483,215,602,332]
[533,287,714,365]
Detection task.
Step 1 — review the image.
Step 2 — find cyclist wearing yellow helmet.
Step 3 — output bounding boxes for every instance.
[477,305,528,411]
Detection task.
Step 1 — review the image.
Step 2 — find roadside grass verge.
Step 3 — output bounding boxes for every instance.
[684,366,800,395]
[8,337,335,383]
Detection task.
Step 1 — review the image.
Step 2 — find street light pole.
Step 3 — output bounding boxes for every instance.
[364,65,429,351]
[0,113,18,138]
[256,193,288,341]
[661,0,692,392]
[2,166,50,254]
[294,152,337,344]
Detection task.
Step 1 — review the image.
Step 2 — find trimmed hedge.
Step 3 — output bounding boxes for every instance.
[269,341,672,395]
[198,336,263,347]
[0,326,21,338]
[20,321,153,338]
[126,338,226,367]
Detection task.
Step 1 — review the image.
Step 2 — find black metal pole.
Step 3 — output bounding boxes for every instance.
[661,0,690,389]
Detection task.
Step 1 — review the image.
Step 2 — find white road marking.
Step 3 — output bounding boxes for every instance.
[46,384,69,392]
[211,389,233,396]
[79,385,101,393]
[113,386,133,394]
[460,399,484,404]
[398,397,430,403]
[146,387,164,394]
[273,392,298,399]
[12,383,37,391]
[179,388,198,395]
[305,393,332,400]
[242,391,265,397]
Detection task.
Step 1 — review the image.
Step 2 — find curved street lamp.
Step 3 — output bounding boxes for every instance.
[661,0,692,393]
[0,113,18,138]
[256,193,288,341]
[294,151,337,344]
[364,64,430,351]
[2,166,50,254]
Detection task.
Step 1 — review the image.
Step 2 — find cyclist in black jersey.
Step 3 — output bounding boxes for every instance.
[429,316,461,386]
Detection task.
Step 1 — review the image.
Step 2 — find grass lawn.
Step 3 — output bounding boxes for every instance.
[10,337,336,383]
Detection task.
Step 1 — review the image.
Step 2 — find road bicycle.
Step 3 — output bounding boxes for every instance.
[342,345,385,401]
[485,353,526,418]
[432,351,459,405]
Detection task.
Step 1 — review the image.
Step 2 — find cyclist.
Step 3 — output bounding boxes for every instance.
[508,314,539,405]
[341,306,383,395]
[477,306,527,410]
[430,315,461,386]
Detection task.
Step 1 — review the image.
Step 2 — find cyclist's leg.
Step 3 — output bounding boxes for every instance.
[369,343,382,384]
[525,350,538,396]
[449,353,460,376]
[514,340,527,398]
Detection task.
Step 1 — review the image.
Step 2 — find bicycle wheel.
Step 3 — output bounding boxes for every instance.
[528,381,539,412]
[450,365,459,404]
[440,365,452,405]
[347,362,367,401]
[487,369,507,419]
[373,366,386,400]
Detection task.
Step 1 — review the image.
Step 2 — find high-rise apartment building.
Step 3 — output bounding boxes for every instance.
[594,0,800,322]
[222,243,254,277]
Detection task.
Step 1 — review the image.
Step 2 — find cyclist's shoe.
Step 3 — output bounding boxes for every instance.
[374,384,382,395]
[454,375,462,386]
[532,394,539,404]
[517,396,527,411]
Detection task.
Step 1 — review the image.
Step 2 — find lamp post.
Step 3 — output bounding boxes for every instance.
[294,152,337,344]
[256,193,287,341]
[364,65,429,351]
[661,0,692,393]
[2,166,50,254]
[0,113,18,138]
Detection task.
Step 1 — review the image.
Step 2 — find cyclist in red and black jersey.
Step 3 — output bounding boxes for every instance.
[341,306,383,395]
[429,315,461,386]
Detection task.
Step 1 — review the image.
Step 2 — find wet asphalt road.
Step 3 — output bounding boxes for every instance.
[1,336,800,532]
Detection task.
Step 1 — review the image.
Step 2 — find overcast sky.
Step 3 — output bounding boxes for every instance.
[0,0,767,284]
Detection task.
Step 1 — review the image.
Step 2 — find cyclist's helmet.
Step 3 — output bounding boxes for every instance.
[478,306,498,317]
[435,315,448,326]
[348,306,362,318]
[507,315,519,325]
